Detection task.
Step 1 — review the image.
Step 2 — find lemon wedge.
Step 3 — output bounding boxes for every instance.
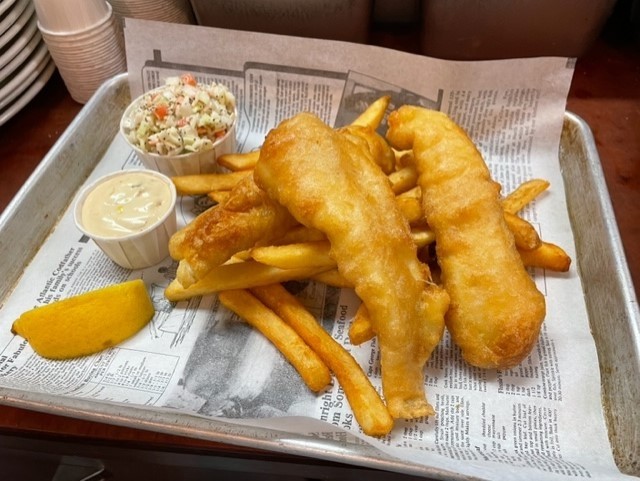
[11,279,154,360]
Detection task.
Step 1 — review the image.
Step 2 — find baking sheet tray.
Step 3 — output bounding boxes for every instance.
[0,73,638,478]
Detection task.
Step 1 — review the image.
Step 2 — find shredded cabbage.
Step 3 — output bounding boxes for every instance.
[122,74,236,156]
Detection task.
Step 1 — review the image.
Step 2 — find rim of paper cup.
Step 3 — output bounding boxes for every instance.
[120,86,238,162]
[74,169,177,243]
[37,3,113,37]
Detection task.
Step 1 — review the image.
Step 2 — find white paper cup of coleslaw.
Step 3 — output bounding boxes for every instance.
[120,79,238,177]
[124,121,236,176]
[74,169,177,270]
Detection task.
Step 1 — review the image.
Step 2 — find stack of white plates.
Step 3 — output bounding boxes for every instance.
[109,0,195,24]
[0,0,55,127]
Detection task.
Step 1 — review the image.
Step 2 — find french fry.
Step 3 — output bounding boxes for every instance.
[310,269,352,288]
[218,289,331,392]
[350,95,391,130]
[389,165,418,194]
[504,212,542,251]
[207,190,230,204]
[165,261,331,301]
[216,150,260,171]
[396,185,421,200]
[411,227,436,248]
[228,249,252,262]
[519,241,572,272]
[394,149,414,169]
[271,225,327,245]
[249,233,436,273]
[503,179,550,214]
[250,241,334,269]
[172,171,251,195]
[251,284,394,436]
[396,196,423,225]
[349,303,375,345]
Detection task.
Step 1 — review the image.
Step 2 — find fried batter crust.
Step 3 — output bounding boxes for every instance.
[386,106,546,369]
[254,113,449,419]
[169,175,297,287]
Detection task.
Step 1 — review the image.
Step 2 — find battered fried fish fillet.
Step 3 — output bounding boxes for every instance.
[168,175,297,287]
[254,113,449,419]
[386,106,546,369]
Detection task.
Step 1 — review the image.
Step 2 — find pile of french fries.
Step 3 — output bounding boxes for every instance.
[165,97,571,436]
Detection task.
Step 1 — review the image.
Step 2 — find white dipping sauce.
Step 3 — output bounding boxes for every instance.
[81,171,173,238]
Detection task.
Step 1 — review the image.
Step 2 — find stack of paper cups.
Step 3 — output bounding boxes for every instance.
[34,0,126,104]
[109,0,195,24]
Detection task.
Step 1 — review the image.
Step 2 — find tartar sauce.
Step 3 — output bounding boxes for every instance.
[81,172,173,238]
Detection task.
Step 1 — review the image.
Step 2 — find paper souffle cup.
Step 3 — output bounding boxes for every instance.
[74,169,177,270]
[119,87,237,177]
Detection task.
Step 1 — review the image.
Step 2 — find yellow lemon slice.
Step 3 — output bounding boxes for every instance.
[11,279,154,360]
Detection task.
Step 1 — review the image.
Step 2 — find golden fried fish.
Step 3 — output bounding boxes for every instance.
[254,113,449,419]
[169,175,297,287]
[386,106,546,369]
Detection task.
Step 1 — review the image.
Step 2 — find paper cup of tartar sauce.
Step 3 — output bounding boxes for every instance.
[74,169,177,269]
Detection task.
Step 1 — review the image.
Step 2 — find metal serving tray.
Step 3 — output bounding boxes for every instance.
[0,73,638,478]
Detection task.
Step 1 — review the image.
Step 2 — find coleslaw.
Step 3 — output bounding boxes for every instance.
[122,74,236,156]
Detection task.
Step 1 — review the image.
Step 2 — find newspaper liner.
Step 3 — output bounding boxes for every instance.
[0,19,635,480]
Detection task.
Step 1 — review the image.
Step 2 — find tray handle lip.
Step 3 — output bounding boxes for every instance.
[564,111,640,476]
[563,110,640,317]
[0,391,461,480]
